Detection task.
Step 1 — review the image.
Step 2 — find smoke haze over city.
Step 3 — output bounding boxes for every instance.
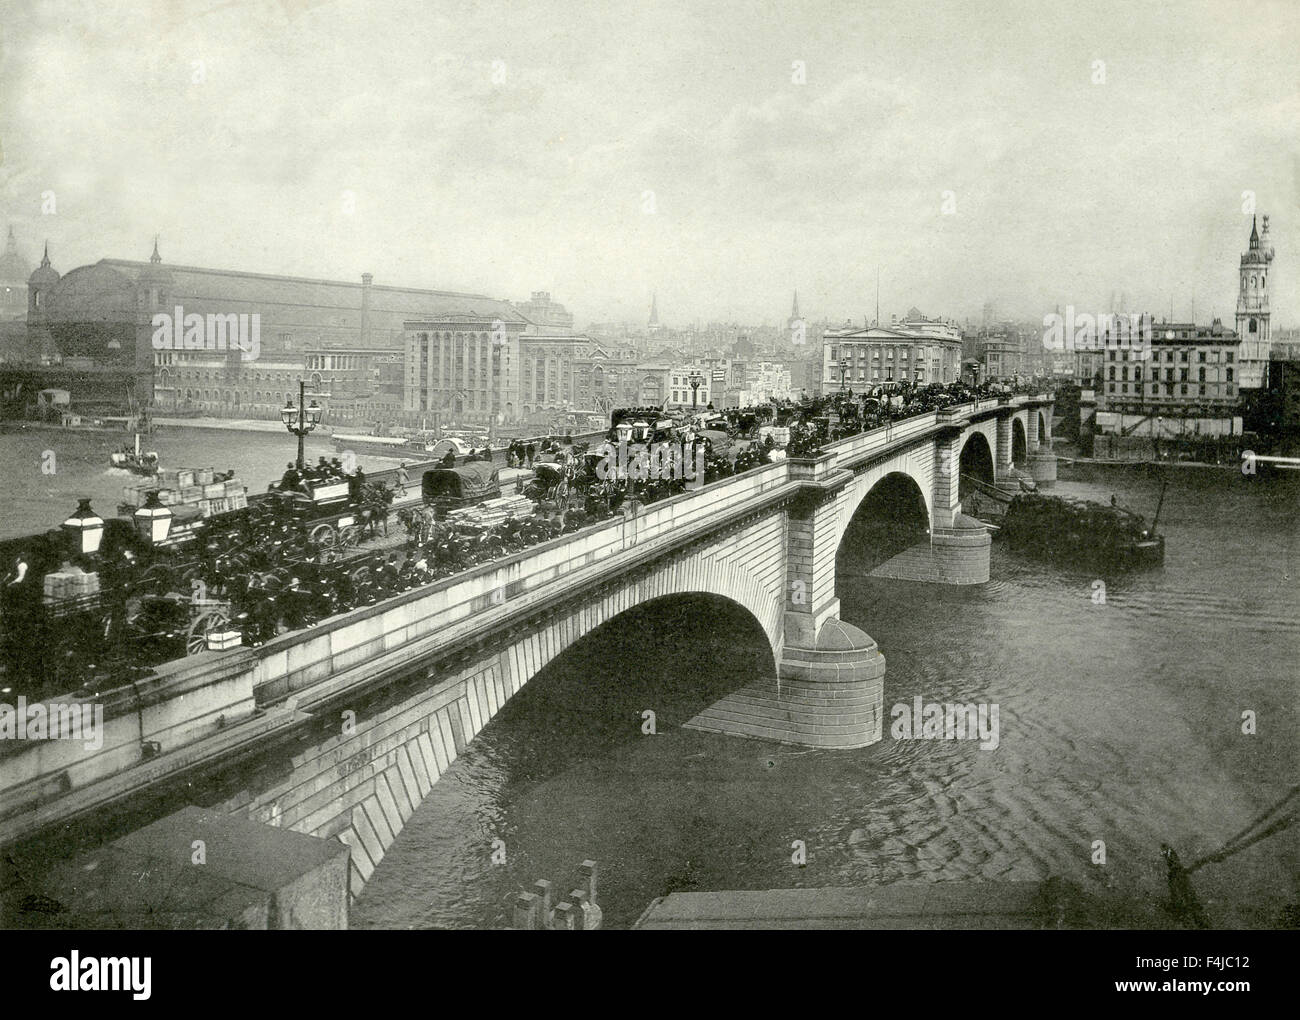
[1,0,1297,325]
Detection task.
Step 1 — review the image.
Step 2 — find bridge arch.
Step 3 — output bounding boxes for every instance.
[836,470,931,575]
[830,448,934,557]
[224,524,788,898]
[958,430,994,495]
[1037,410,1048,444]
[1011,417,1027,467]
[506,553,784,691]
[518,591,777,728]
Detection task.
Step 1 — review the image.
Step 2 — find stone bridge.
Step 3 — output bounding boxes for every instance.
[0,395,1054,901]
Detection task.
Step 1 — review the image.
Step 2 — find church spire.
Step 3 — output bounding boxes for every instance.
[1249,215,1259,249]
[5,225,15,254]
[791,290,800,320]
[150,235,162,263]
[40,240,50,267]
[649,292,659,326]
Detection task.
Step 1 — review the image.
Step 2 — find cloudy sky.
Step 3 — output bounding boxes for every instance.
[1,0,1296,328]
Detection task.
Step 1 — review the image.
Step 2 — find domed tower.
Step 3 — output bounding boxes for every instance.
[1235,214,1275,388]
[27,241,60,321]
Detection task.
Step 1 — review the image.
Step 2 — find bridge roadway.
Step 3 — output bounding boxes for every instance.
[0,394,1055,902]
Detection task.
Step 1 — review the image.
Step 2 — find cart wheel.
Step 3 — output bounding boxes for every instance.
[349,565,371,585]
[338,524,362,550]
[310,523,336,549]
[187,606,230,655]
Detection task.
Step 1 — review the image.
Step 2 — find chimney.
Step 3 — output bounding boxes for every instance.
[360,273,373,347]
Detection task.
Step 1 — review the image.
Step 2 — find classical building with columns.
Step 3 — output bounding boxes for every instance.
[822,309,963,391]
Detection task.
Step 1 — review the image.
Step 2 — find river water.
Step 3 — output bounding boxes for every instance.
[0,425,406,541]
[2,427,1295,929]
[352,464,1300,929]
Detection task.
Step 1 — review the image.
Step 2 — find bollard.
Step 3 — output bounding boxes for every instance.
[532,879,553,927]
[510,862,601,929]
[579,860,598,904]
[571,888,603,930]
[569,890,589,931]
[513,892,541,931]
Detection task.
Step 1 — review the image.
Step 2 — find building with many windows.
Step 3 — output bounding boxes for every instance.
[403,314,528,426]
[7,240,524,422]
[666,365,712,408]
[402,324,647,428]
[1095,318,1242,435]
[971,325,1029,381]
[821,310,963,390]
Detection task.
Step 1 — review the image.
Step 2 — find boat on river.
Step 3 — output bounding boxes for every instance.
[1001,482,1167,569]
[108,432,160,476]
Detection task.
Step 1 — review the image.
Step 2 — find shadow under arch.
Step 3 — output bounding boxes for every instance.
[959,431,995,499]
[837,471,931,580]
[1012,417,1028,467]
[491,593,778,749]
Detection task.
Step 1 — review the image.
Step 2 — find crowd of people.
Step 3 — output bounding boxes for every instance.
[278,456,354,494]
[782,378,1048,457]
[2,380,1053,697]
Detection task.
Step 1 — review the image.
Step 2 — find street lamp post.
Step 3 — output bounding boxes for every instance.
[689,371,704,409]
[281,380,323,470]
[839,357,850,391]
[615,420,635,513]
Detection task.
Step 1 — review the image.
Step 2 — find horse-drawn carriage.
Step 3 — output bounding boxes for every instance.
[260,487,365,553]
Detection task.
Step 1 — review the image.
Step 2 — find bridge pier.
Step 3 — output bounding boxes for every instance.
[1025,406,1057,486]
[923,416,993,584]
[685,453,884,748]
[1027,449,1058,486]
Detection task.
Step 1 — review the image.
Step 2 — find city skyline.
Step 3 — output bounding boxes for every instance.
[1,0,1297,329]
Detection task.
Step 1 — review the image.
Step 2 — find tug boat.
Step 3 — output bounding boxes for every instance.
[109,432,160,476]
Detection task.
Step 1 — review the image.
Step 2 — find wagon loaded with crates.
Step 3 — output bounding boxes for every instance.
[119,466,249,521]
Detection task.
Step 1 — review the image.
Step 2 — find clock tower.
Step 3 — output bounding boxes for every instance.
[1235,213,1274,388]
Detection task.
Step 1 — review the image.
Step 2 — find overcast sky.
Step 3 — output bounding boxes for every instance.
[1,0,1297,329]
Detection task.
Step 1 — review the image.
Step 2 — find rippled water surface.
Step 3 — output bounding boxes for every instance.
[2,429,1294,929]
[353,466,1299,929]
[0,425,408,541]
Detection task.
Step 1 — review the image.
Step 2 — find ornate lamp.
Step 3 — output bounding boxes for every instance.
[133,490,173,544]
[62,498,104,554]
[282,381,322,468]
